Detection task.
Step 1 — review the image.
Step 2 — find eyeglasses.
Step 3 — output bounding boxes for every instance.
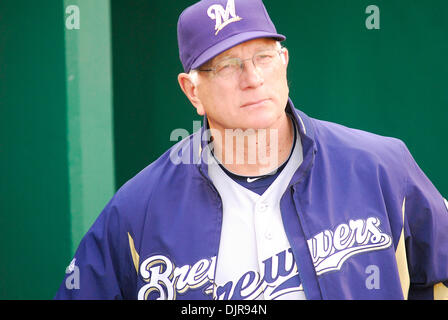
[198,47,286,79]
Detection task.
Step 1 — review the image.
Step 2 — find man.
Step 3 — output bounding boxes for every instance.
[55,0,448,300]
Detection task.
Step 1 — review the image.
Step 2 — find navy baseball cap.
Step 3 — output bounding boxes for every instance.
[177,0,286,73]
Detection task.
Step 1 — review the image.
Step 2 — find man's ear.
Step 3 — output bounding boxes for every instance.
[281,47,289,66]
[178,73,205,116]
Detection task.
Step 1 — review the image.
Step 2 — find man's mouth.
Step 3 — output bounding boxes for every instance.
[240,99,270,108]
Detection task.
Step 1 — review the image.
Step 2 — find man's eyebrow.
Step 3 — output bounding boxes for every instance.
[201,54,234,69]
[211,46,276,64]
[212,53,236,63]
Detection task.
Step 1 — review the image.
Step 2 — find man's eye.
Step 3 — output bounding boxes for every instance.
[218,63,232,71]
[256,53,275,64]
[216,60,239,73]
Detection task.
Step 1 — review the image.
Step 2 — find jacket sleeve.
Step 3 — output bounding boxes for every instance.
[54,199,136,299]
[399,141,448,300]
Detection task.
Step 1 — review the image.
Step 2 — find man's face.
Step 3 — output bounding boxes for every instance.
[193,38,289,131]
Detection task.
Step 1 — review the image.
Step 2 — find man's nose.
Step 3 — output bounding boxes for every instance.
[239,60,264,88]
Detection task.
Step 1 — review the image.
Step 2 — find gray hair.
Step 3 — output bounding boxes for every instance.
[188,69,200,86]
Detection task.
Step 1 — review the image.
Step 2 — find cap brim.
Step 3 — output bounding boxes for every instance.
[189,31,286,72]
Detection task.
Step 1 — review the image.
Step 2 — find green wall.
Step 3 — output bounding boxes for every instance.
[0,0,446,299]
[0,0,115,299]
[111,0,201,187]
[64,0,115,259]
[0,1,71,299]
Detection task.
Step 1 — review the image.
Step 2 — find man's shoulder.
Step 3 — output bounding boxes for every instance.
[290,104,405,158]
[309,116,407,165]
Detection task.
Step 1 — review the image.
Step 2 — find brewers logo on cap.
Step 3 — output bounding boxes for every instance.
[207,0,242,35]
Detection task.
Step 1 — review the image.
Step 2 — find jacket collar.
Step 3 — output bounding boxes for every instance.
[286,98,317,186]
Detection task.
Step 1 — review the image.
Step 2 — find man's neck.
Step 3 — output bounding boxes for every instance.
[210,113,295,177]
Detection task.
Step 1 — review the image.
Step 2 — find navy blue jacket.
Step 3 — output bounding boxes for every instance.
[55,99,448,300]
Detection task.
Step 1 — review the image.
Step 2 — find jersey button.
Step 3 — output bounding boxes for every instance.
[265,230,273,240]
[257,202,268,213]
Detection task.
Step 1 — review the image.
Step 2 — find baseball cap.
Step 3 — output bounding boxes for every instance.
[177,0,286,73]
